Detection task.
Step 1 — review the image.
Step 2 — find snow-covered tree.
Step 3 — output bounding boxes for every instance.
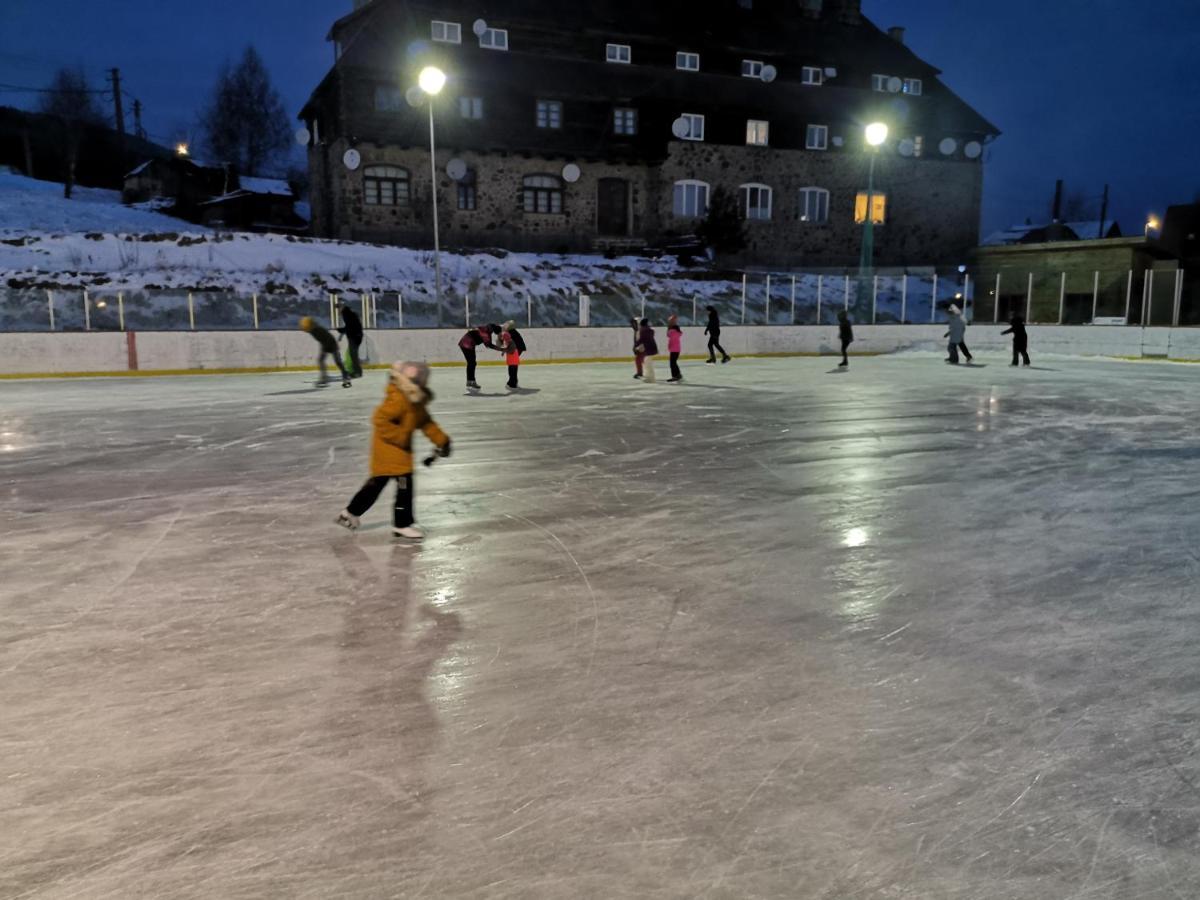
[200,46,292,177]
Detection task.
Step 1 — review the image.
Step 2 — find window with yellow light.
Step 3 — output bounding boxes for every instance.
[854,192,887,225]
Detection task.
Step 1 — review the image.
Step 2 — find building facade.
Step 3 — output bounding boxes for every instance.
[300,0,998,267]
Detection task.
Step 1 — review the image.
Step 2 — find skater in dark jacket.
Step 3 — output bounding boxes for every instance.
[636,318,659,383]
[704,307,731,364]
[1001,315,1030,367]
[944,305,973,365]
[336,301,365,378]
[300,316,351,387]
[837,310,854,367]
[459,323,501,389]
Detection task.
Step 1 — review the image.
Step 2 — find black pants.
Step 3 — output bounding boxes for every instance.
[507,364,519,388]
[840,339,851,364]
[462,346,477,383]
[948,341,973,363]
[319,347,349,382]
[707,334,727,361]
[347,338,363,377]
[669,352,682,380]
[347,475,414,528]
[1012,343,1030,366]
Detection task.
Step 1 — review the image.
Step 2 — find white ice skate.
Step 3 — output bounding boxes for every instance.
[335,510,361,531]
[393,525,425,541]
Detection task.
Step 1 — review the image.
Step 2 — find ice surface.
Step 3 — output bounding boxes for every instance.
[3,356,1200,898]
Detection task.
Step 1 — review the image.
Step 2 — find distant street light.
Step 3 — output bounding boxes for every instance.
[419,66,447,325]
[1145,215,1161,237]
[175,143,189,158]
[859,122,889,279]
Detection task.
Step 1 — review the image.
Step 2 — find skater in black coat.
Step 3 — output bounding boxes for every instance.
[704,307,731,364]
[837,310,854,367]
[336,301,365,378]
[300,317,351,387]
[1001,315,1030,367]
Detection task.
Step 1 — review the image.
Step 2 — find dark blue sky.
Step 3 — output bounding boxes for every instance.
[2,0,1196,235]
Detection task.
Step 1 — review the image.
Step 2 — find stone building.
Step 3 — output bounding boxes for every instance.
[300,0,998,267]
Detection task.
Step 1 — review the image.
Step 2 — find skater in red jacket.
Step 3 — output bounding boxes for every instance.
[459,324,501,390]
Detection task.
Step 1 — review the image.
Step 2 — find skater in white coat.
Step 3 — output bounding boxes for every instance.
[944,305,973,365]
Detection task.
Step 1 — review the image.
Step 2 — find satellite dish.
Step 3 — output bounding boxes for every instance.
[405,86,425,108]
[964,141,983,159]
[831,135,844,147]
[562,163,581,183]
[671,117,690,139]
[760,64,777,83]
[472,18,488,36]
[898,138,915,158]
[446,158,468,181]
[939,137,958,156]
[887,76,903,93]
[824,67,838,78]
[295,128,311,146]
[342,148,361,171]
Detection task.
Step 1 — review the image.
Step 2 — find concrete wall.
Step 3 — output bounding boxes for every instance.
[4,325,1200,377]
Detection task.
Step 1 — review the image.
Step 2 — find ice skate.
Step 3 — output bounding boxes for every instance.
[393,525,425,541]
[838,361,848,368]
[466,380,481,390]
[335,510,361,531]
[633,373,643,380]
[721,355,731,364]
[705,359,716,365]
[341,379,353,388]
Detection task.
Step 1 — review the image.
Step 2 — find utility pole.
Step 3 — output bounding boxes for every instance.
[108,68,125,137]
[1098,184,1110,240]
[132,100,145,140]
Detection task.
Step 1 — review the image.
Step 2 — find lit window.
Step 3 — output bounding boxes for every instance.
[805,124,828,151]
[373,85,403,112]
[536,99,563,129]
[903,78,923,96]
[459,96,483,120]
[746,119,769,146]
[431,21,461,43]
[679,113,705,141]
[606,43,631,64]
[523,174,564,214]
[613,107,638,136]
[676,52,700,71]
[363,165,410,207]
[872,73,890,92]
[479,27,508,50]
[913,135,924,157]
[457,183,476,211]
[802,66,824,86]
[740,183,773,220]
[741,59,764,78]
[854,192,887,225]
[798,187,829,224]
[673,180,709,218]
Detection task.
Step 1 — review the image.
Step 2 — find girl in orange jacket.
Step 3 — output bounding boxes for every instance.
[335,361,451,541]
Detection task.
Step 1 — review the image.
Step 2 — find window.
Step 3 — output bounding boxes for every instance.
[805,124,828,151]
[363,166,410,207]
[373,85,403,112]
[741,59,764,78]
[479,27,508,50]
[740,183,773,221]
[676,52,700,71]
[872,73,891,92]
[746,119,769,146]
[679,113,705,141]
[431,20,461,43]
[798,187,830,224]
[613,107,638,136]
[802,66,824,86]
[903,78,923,96]
[913,135,924,158]
[672,180,709,218]
[536,99,563,129]
[606,43,631,64]
[459,96,483,120]
[523,175,564,214]
[457,183,476,211]
[854,191,887,225]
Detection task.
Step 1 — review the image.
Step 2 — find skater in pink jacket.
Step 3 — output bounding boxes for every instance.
[666,315,684,382]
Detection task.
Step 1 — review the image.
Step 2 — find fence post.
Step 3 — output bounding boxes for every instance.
[47,289,55,331]
[527,295,532,328]
[118,291,125,332]
[83,288,90,332]
[1058,272,1066,324]
[1173,270,1183,326]
[871,275,878,324]
[188,292,195,330]
[252,293,259,330]
[693,294,697,325]
[361,293,370,329]
[741,274,747,324]
[1025,273,1033,323]
[964,274,972,323]
[1124,271,1132,323]
[398,293,404,329]
[765,274,771,325]
[900,274,908,324]
[930,274,938,323]
[1145,271,1154,325]
[816,275,823,324]
[1091,272,1099,323]
[994,273,1001,323]
[465,294,471,328]
[843,275,850,312]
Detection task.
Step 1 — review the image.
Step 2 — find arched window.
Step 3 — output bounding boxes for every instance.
[523,174,564,214]
[672,180,709,218]
[739,183,773,220]
[797,187,830,224]
[363,165,409,207]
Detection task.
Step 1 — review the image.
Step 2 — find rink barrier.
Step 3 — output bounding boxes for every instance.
[4,325,1200,378]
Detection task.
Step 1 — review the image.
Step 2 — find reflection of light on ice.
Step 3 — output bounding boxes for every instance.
[431,589,454,607]
[843,527,868,548]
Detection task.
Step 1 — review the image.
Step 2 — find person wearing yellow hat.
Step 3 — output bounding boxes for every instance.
[300,316,351,387]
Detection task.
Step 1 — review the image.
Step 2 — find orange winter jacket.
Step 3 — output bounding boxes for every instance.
[369,377,450,477]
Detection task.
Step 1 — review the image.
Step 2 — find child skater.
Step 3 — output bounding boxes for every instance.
[837,310,854,368]
[335,361,451,541]
[459,323,501,390]
[666,314,684,382]
[300,316,351,387]
[704,306,731,364]
[944,305,973,365]
[500,320,526,389]
[636,318,658,383]
[631,316,645,380]
[1001,314,1030,367]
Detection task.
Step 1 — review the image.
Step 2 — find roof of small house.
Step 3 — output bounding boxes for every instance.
[237,176,294,197]
[982,221,1123,246]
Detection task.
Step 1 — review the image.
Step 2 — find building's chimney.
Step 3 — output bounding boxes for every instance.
[1051,179,1064,223]
[887,26,906,44]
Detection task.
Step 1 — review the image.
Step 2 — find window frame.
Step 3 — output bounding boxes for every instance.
[431,20,461,44]
[805,124,829,151]
[536,99,563,130]
[456,182,477,211]
[676,51,700,71]
[797,187,830,225]
[606,43,632,64]
[739,183,773,221]
[741,59,764,79]
[872,73,890,92]
[801,66,824,86]
[913,135,924,158]
[672,179,710,219]
[363,165,411,207]
[522,174,565,215]
[613,107,638,136]
[854,191,888,225]
[903,77,923,96]
[479,27,508,50]
[746,119,770,147]
[680,113,705,142]
[458,96,484,120]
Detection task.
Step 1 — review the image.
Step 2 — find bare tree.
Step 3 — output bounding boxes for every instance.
[200,46,293,177]
[39,68,104,198]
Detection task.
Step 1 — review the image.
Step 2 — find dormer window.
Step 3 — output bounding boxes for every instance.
[903,78,923,95]
[741,59,764,78]
[606,43,631,64]
[479,27,508,50]
[746,119,769,147]
[676,52,700,71]
[872,73,891,92]
[431,21,461,44]
[802,66,824,86]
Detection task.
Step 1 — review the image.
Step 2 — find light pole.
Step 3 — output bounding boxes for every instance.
[858,122,889,278]
[418,65,446,326]
[1145,215,1160,238]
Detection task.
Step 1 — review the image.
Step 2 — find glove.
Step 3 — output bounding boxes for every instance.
[437,440,452,459]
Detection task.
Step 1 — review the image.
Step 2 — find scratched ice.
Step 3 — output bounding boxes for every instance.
[4,355,1200,899]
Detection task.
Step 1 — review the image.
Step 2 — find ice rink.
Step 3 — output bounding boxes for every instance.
[4,353,1200,899]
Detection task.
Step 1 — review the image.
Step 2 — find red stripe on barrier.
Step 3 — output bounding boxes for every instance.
[126,330,139,371]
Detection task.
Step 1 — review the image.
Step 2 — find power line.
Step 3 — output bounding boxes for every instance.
[0,81,109,94]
